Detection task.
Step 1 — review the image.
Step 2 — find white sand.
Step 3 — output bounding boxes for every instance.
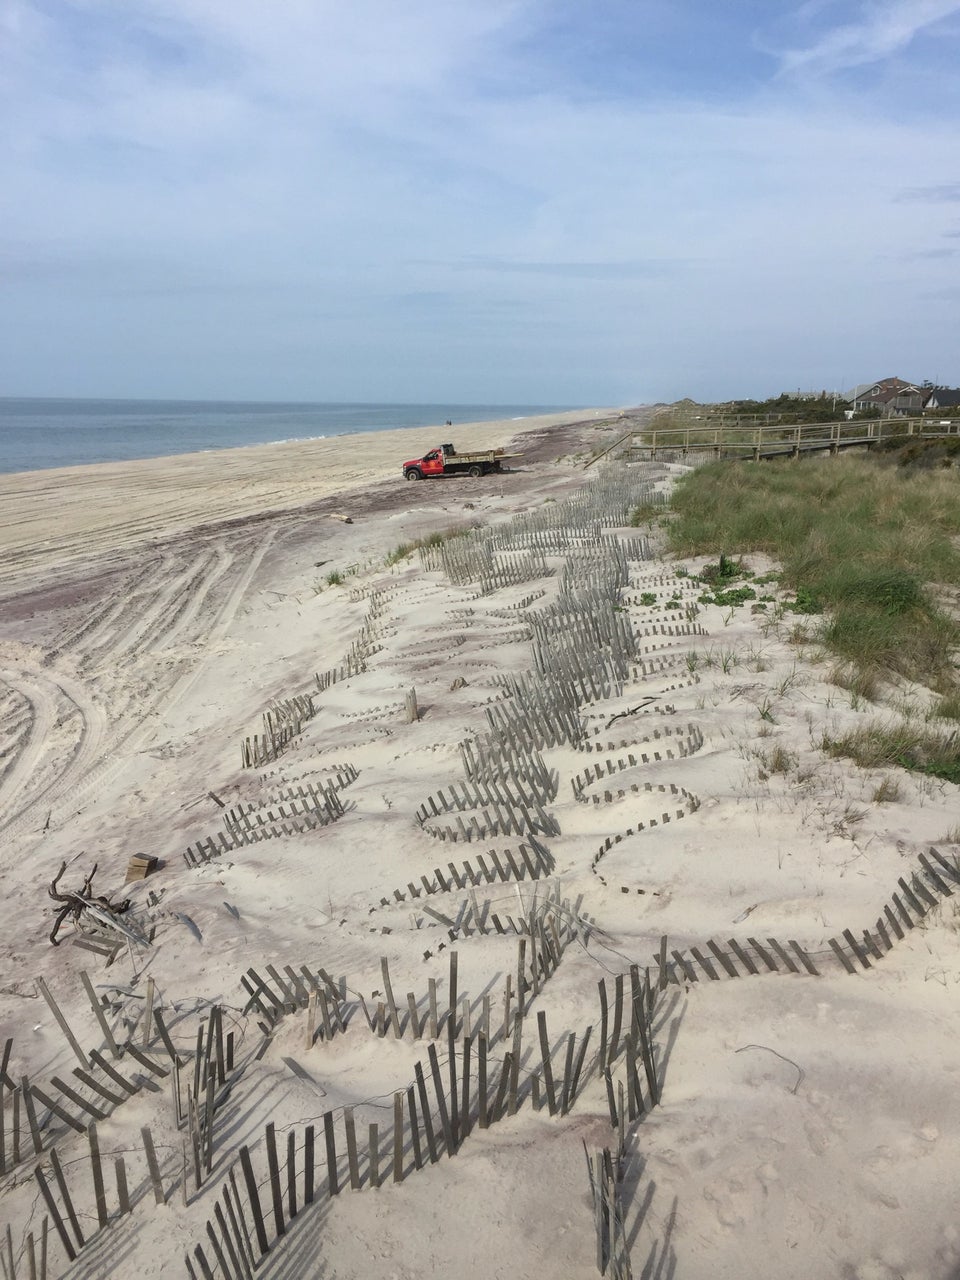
[0,410,599,592]
[0,412,958,1280]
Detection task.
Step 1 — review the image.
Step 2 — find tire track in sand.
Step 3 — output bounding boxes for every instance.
[0,666,105,834]
[0,528,273,839]
[45,529,277,826]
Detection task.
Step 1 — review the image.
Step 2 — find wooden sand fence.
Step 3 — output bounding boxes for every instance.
[372,837,556,912]
[239,898,577,1045]
[184,768,356,868]
[570,725,704,800]
[0,976,244,1278]
[313,586,391,692]
[619,848,960,990]
[184,953,666,1279]
[586,1146,633,1279]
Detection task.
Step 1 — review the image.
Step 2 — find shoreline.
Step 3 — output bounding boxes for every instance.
[0,401,611,478]
[0,407,618,592]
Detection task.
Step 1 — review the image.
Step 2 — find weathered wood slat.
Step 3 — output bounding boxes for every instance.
[828,938,858,974]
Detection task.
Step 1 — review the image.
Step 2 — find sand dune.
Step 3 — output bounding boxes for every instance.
[0,412,958,1280]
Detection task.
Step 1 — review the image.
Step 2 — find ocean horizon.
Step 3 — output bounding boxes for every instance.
[0,397,581,476]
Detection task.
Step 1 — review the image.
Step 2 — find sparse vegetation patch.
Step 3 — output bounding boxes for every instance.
[825,720,960,785]
[386,525,471,567]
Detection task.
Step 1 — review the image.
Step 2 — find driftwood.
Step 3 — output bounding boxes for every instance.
[47,861,142,947]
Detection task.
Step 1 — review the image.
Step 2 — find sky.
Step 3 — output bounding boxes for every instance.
[2,0,960,405]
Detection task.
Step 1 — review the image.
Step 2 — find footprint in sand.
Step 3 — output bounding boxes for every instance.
[703,1182,747,1229]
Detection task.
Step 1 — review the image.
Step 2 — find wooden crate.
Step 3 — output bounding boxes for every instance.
[125,854,158,883]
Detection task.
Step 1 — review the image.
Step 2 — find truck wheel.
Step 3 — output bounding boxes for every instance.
[468,464,482,478]
[405,468,422,481]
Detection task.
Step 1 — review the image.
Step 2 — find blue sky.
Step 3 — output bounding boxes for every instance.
[2,0,960,404]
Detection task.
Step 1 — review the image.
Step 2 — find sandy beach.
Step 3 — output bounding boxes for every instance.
[0,411,605,595]
[1,408,958,1280]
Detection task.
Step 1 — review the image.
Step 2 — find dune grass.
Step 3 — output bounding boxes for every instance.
[647,456,960,783]
[658,456,960,698]
[823,720,960,785]
[385,525,470,567]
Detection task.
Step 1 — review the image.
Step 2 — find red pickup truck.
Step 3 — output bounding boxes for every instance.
[402,442,515,481]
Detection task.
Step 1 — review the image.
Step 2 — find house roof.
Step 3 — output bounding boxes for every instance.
[873,376,919,391]
[875,386,923,404]
[926,386,960,407]
[855,377,922,402]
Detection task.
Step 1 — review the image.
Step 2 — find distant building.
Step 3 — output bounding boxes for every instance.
[922,386,960,411]
[852,377,925,416]
[843,383,874,403]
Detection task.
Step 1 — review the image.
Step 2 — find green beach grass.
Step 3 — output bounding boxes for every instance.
[636,453,960,782]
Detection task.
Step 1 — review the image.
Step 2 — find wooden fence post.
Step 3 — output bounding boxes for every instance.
[239,1146,269,1259]
[323,1113,339,1197]
[392,1094,404,1184]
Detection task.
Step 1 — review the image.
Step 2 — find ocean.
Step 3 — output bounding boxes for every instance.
[0,398,576,476]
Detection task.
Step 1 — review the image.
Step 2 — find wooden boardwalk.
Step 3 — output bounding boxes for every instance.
[586,416,960,466]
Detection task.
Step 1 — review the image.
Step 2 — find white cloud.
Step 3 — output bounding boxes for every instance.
[3,1,960,400]
[776,0,960,75]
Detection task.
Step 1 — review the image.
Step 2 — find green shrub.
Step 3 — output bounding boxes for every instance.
[699,585,757,607]
[785,585,821,614]
[699,553,742,584]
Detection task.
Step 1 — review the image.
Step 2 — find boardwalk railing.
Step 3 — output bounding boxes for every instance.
[586,417,960,465]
